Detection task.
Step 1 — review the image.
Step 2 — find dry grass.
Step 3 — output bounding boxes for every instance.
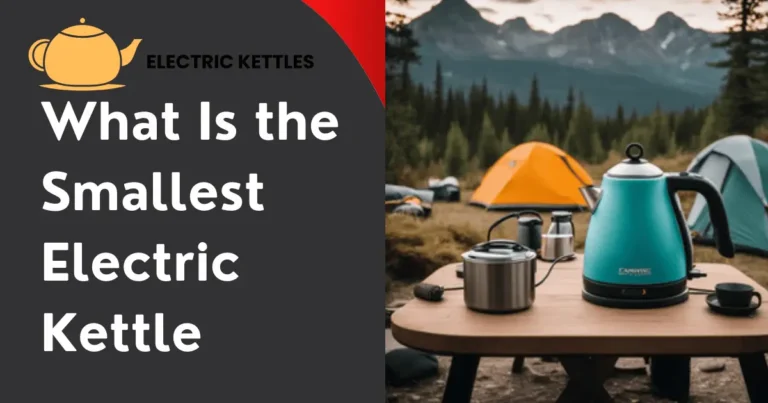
[385,153,768,301]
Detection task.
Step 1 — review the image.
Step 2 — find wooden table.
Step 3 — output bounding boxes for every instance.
[391,255,768,402]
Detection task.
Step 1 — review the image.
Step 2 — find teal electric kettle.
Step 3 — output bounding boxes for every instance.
[579,143,735,308]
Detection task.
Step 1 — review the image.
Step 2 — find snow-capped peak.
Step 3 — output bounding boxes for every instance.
[660,32,676,49]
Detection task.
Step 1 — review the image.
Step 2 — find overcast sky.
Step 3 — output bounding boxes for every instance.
[387,0,732,33]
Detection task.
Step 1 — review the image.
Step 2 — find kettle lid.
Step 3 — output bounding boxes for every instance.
[61,18,104,37]
[605,143,663,178]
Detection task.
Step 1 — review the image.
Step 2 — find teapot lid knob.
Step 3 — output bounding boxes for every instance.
[625,143,644,162]
[80,18,85,23]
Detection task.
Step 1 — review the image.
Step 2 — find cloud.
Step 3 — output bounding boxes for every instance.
[477,7,497,14]
[580,6,593,11]
[492,0,538,4]
[537,13,554,22]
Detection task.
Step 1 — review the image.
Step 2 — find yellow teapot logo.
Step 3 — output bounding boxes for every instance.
[28,18,141,91]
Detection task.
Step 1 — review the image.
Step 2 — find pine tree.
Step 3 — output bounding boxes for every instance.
[477,114,502,169]
[385,6,421,182]
[615,104,625,138]
[444,122,470,177]
[674,107,697,149]
[493,92,506,135]
[454,90,468,131]
[699,106,724,147]
[418,138,435,166]
[445,88,455,129]
[385,103,421,183]
[626,109,639,140]
[466,84,485,155]
[525,124,551,143]
[412,84,426,118]
[551,105,564,146]
[541,100,553,134]
[527,75,542,130]
[397,62,412,102]
[385,10,420,87]
[709,0,767,133]
[564,86,576,128]
[505,92,522,144]
[649,109,673,157]
[622,124,654,152]
[564,96,603,163]
[430,61,445,139]
[499,129,514,154]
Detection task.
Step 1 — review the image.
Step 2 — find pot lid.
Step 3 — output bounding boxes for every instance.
[518,216,542,225]
[61,18,104,37]
[463,240,536,262]
[552,211,572,220]
[605,143,663,178]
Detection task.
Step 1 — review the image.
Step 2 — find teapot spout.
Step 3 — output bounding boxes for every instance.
[120,39,142,67]
[579,185,602,212]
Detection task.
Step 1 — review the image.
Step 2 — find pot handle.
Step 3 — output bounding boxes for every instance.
[486,210,542,241]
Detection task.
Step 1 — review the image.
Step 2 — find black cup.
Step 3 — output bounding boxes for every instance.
[715,283,762,308]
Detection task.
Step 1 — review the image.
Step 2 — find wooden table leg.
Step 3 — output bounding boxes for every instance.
[512,356,525,373]
[442,355,480,403]
[738,353,768,403]
[649,356,690,402]
[557,356,617,403]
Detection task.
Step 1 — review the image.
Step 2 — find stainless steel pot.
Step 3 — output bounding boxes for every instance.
[540,233,575,262]
[461,240,538,313]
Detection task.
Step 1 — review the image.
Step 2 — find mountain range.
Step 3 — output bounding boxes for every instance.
[405,0,727,115]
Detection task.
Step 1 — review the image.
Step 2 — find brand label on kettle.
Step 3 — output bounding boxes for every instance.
[619,268,652,276]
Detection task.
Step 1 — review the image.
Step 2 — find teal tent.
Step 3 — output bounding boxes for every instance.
[686,135,768,256]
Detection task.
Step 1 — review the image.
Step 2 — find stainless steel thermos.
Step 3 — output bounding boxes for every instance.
[517,216,543,251]
[540,211,576,261]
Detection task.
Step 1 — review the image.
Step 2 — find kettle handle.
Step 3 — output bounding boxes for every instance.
[666,173,735,261]
[486,210,542,241]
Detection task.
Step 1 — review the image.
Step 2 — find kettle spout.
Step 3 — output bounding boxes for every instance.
[120,39,142,67]
[579,186,602,212]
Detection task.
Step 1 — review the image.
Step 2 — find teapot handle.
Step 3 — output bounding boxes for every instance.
[28,39,50,72]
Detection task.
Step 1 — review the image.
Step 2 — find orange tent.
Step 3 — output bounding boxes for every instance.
[470,142,593,210]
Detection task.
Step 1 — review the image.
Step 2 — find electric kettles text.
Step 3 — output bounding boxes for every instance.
[579,143,735,308]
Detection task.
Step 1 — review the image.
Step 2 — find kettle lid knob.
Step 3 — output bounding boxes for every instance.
[605,142,663,178]
[625,143,644,162]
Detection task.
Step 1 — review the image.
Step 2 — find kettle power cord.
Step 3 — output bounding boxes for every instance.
[687,265,715,295]
[535,254,572,287]
[414,255,569,302]
[688,287,715,295]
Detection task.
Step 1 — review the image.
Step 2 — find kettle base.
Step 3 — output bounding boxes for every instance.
[582,289,689,309]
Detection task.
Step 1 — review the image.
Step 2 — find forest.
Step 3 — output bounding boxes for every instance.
[385,0,768,185]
